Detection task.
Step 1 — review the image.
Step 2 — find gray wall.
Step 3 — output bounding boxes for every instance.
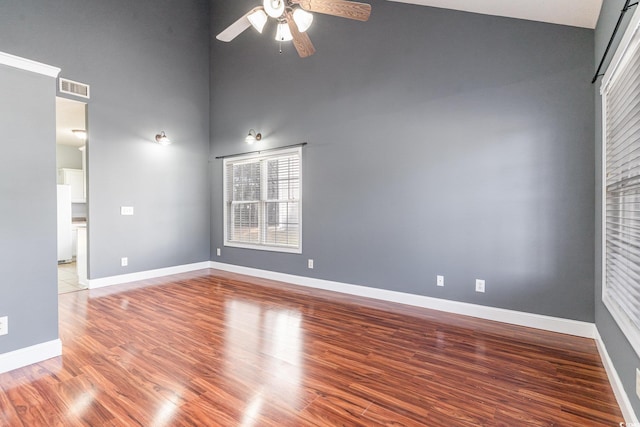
[210,0,596,321]
[594,0,640,417]
[0,0,211,278]
[0,64,58,353]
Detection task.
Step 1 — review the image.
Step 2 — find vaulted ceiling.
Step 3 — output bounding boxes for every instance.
[387,0,603,29]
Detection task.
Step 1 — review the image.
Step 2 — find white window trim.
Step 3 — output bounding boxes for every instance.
[222,146,302,254]
[600,4,640,359]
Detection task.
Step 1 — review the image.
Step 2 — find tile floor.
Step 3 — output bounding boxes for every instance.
[57,261,86,294]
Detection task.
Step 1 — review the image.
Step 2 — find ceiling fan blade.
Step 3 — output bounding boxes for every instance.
[292,0,371,22]
[216,10,253,42]
[286,11,316,58]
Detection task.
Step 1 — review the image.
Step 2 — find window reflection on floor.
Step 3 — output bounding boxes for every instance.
[224,299,303,424]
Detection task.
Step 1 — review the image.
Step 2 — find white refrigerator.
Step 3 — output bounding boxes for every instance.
[57,184,73,262]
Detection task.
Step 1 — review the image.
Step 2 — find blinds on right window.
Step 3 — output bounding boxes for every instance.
[601,7,640,358]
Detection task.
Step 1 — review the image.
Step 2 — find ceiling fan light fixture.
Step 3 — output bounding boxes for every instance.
[275,22,293,41]
[293,8,313,32]
[216,0,371,58]
[263,0,285,18]
[247,8,268,33]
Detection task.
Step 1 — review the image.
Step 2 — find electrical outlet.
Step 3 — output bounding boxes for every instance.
[216,248,221,257]
[120,206,134,216]
[308,259,314,269]
[437,275,444,287]
[0,316,8,336]
[475,279,485,293]
[636,368,640,400]
[121,257,128,267]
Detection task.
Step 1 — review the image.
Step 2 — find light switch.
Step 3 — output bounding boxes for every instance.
[121,206,134,216]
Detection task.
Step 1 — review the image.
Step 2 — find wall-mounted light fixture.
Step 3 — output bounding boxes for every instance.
[72,129,87,140]
[155,131,172,146]
[245,129,262,144]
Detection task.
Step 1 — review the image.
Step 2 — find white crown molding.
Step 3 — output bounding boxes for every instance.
[0,52,60,78]
[0,339,62,374]
[208,261,596,338]
[87,261,211,289]
[594,329,639,424]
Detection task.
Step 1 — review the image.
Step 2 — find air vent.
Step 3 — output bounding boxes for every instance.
[59,78,90,99]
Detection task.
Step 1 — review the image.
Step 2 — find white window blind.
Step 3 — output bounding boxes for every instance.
[601,7,640,358]
[223,147,302,253]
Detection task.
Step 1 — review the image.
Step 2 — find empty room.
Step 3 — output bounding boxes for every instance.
[1,0,639,425]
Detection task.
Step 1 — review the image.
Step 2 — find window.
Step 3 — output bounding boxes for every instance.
[223,147,301,253]
[601,7,640,358]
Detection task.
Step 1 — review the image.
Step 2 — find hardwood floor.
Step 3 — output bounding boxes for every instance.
[0,269,623,426]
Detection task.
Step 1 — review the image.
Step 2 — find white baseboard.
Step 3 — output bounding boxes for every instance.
[210,262,640,418]
[0,339,62,374]
[208,261,596,338]
[594,329,639,424]
[87,261,211,289]
[3,262,632,420]
[86,260,594,337]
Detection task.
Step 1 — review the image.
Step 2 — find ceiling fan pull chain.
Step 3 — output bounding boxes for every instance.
[279,40,283,54]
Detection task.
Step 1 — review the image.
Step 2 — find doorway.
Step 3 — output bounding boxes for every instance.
[56,97,88,294]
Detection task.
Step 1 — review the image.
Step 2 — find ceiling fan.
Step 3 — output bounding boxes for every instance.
[216,0,372,58]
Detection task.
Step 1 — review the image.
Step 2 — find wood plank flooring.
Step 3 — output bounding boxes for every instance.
[0,269,623,426]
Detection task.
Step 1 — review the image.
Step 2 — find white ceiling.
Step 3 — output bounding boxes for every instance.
[386,0,603,29]
[56,97,86,147]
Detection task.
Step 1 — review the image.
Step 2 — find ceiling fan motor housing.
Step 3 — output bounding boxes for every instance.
[264,0,285,17]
